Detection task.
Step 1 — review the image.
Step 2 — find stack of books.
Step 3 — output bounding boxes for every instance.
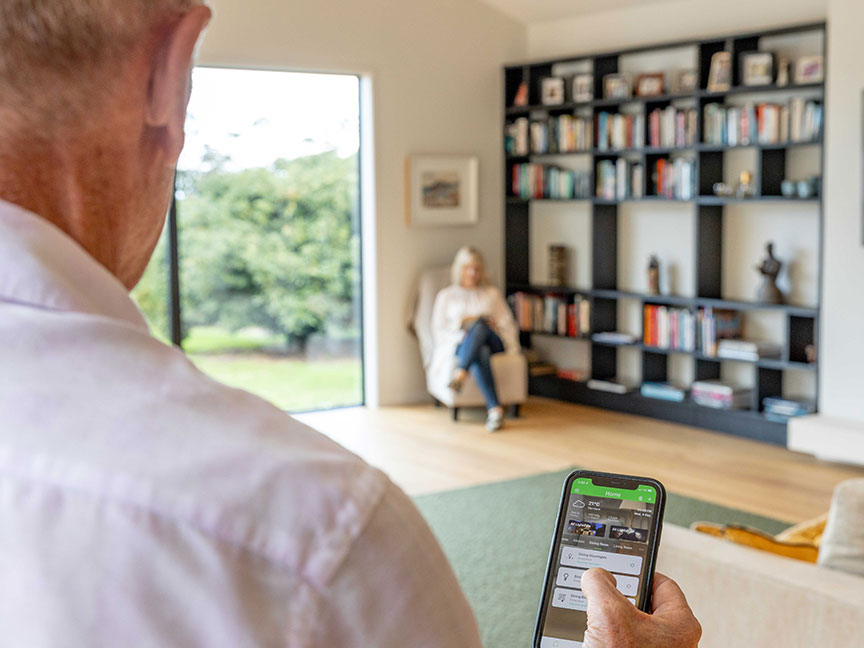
[643,305,695,351]
[596,112,645,151]
[596,159,644,200]
[529,115,594,154]
[650,157,694,200]
[691,380,752,410]
[557,368,587,382]
[528,361,558,377]
[697,308,742,357]
[640,382,687,402]
[717,339,782,362]
[763,397,816,422]
[509,292,591,337]
[647,107,697,148]
[511,164,591,200]
[592,331,636,345]
[587,378,637,394]
[702,99,823,147]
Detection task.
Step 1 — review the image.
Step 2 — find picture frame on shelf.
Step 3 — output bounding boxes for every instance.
[707,51,732,92]
[674,69,699,93]
[405,155,479,227]
[795,55,824,84]
[636,73,665,97]
[541,77,566,105]
[572,73,594,102]
[741,51,775,86]
[603,74,631,99]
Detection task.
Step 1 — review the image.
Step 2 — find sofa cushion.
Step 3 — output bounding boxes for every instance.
[819,478,864,577]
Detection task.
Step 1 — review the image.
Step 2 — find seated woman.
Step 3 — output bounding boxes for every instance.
[431,246,520,431]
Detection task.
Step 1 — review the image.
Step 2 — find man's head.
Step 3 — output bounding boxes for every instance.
[0,1,211,288]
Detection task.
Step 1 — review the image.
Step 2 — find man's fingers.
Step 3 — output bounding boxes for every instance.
[650,571,691,614]
[580,568,630,611]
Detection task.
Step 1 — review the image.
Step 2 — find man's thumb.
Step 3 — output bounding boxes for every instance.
[580,568,628,610]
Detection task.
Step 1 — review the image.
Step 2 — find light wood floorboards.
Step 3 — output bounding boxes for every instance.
[298,397,864,524]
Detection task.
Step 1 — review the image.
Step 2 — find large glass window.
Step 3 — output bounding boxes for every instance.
[132,68,364,413]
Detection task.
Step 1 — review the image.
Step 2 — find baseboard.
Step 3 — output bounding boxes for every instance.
[788,414,864,466]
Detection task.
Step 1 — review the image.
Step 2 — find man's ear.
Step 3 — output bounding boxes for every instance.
[145,5,212,158]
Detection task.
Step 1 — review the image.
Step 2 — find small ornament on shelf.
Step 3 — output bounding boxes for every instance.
[648,255,661,295]
[736,171,756,199]
[756,242,785,304]
[549,245,569,287]
[513,81,528,107]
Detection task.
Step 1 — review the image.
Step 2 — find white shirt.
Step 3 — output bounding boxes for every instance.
[431,284,520,357]
[0,200,481,647]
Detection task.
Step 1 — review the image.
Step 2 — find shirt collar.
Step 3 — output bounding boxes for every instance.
[0,199,149,331]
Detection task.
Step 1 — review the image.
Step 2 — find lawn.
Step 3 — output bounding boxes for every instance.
[189,353,362,412]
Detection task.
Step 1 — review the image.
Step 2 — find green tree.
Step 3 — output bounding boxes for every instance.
[131,232,170,341]
[178,150,359,352]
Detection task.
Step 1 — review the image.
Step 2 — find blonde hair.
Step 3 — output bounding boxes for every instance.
[0,0,203,124]
[451,246,489,287]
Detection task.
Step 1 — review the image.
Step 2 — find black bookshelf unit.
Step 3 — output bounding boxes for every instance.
[503,23,825,446]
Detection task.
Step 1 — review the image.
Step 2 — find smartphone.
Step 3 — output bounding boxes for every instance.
[532,470,666,648]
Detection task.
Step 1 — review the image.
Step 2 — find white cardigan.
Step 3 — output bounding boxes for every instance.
[431,284,521,359]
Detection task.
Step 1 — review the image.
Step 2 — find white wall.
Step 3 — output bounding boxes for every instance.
[199,0,526,406]
[527,0,826,60]
[820,0,864,421]
[527,0,864,426]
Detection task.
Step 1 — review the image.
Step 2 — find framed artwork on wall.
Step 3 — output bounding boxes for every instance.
[405,155,479,227]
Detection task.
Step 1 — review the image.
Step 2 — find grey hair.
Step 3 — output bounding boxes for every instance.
[0,0,203,123]
[451,246,489,287]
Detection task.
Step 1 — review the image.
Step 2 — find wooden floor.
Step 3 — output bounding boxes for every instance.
[297,397,864,524]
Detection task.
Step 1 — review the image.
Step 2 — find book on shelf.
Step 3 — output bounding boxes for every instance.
[690,380,752,410]
[650,157,695,200]
[596,159,644,200]
[587,378,637,394]
[717,339,782,361]
[647,107,697,148]
[696,307,742,357]
[511,163,591,200]
[703,98,823,147]
[509,292,591,336]
[505,117,529,156]
[591,331,636,345]
[526,114,593,154]
[762,396,815,422]
[596,112,644,151]
[643,305,695,351]
[640,382,687,402]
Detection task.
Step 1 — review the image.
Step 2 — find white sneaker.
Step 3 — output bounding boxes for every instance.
[485,409,503,432]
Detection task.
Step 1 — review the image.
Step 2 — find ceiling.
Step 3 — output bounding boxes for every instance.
[478,0,675,24]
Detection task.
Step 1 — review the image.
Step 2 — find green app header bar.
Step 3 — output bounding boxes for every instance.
[571,478,657,504]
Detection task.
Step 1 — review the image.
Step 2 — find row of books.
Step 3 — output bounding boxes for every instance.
[697,308,742,357]
[511,164,592,200]
[643,305,696,351]
[647,107,698,149]
[651,157,695,200]
[509,292,591,337]
[596,112,644,151]
[596,159,645,200]
[529,115,594,154]
[703,98,823,146]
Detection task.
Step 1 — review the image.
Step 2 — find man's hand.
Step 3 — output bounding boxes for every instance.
[580,568,701,648]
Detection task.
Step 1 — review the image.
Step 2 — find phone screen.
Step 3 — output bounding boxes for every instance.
[535,474,663,648]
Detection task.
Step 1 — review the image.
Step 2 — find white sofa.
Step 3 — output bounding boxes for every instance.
[657,524,864,647]
[409,267,527,419]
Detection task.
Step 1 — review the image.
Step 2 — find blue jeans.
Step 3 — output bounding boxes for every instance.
[456,318,504,409]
